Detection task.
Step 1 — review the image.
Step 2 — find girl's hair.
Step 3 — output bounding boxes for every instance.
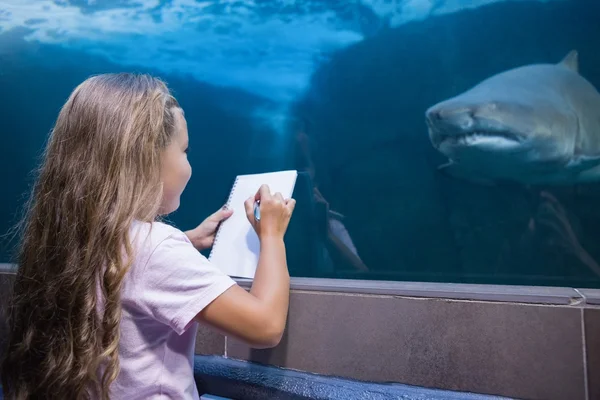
[0,73,181,399]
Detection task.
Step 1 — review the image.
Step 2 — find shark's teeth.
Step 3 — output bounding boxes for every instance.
[441,130,521,144]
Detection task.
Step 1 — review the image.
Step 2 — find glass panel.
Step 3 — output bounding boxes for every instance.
[1,0,599,287]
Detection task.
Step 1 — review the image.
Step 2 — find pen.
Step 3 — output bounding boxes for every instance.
[253,200,260,221]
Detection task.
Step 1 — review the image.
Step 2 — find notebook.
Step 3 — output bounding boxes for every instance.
[208,170,298,279]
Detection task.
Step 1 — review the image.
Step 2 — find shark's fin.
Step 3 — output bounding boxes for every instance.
[437,162,496,187]
[559,50,579,73]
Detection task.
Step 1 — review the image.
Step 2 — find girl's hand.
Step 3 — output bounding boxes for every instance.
[185,206,234,250]
[244,184,296,240]
[198,185,295,349]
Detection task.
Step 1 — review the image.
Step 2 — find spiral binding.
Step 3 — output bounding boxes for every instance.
[208,176,239,262]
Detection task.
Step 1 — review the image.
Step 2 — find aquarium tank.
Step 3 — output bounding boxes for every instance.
[1,0,599,288]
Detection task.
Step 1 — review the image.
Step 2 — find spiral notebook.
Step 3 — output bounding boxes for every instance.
[208,170,298,279]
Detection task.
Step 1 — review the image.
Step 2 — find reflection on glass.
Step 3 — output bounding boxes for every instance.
[1,0,599,287]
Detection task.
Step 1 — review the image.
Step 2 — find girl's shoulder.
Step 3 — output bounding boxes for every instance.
[130,220,191,260]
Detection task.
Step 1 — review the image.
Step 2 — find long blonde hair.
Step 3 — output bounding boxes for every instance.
[1,73,181,399]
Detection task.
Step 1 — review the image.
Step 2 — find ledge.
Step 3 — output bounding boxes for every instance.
[1,262,596,306]
[193,355,510,400]
[234,276,587,306]
[0,264,15,274]
[578,289,600,306]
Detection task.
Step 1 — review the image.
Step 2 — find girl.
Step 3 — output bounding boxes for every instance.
[0,73,296,400]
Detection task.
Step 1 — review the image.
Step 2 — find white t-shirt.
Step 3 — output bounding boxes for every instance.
[108,220,236,399]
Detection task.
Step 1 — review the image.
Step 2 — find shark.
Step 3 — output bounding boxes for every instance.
[425,50,600,186]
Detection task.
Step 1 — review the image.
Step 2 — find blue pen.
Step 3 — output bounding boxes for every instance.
[253,200,260,221]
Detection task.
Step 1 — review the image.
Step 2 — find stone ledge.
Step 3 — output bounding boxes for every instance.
[1,264,597,307]
[235,276,587,306]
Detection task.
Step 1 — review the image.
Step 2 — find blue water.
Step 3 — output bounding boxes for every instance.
[1,0,599,288]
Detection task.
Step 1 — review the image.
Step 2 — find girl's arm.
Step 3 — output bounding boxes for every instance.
[195,185,295,348]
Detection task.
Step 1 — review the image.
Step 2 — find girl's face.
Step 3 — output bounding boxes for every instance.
[159,108,192,215]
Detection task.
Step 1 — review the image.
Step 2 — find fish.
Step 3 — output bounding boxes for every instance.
[425,50,600,186]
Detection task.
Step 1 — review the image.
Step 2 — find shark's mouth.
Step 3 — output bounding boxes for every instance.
[436,129,523,147]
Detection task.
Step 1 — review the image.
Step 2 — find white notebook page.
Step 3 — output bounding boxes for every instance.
[208,170,298,278]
